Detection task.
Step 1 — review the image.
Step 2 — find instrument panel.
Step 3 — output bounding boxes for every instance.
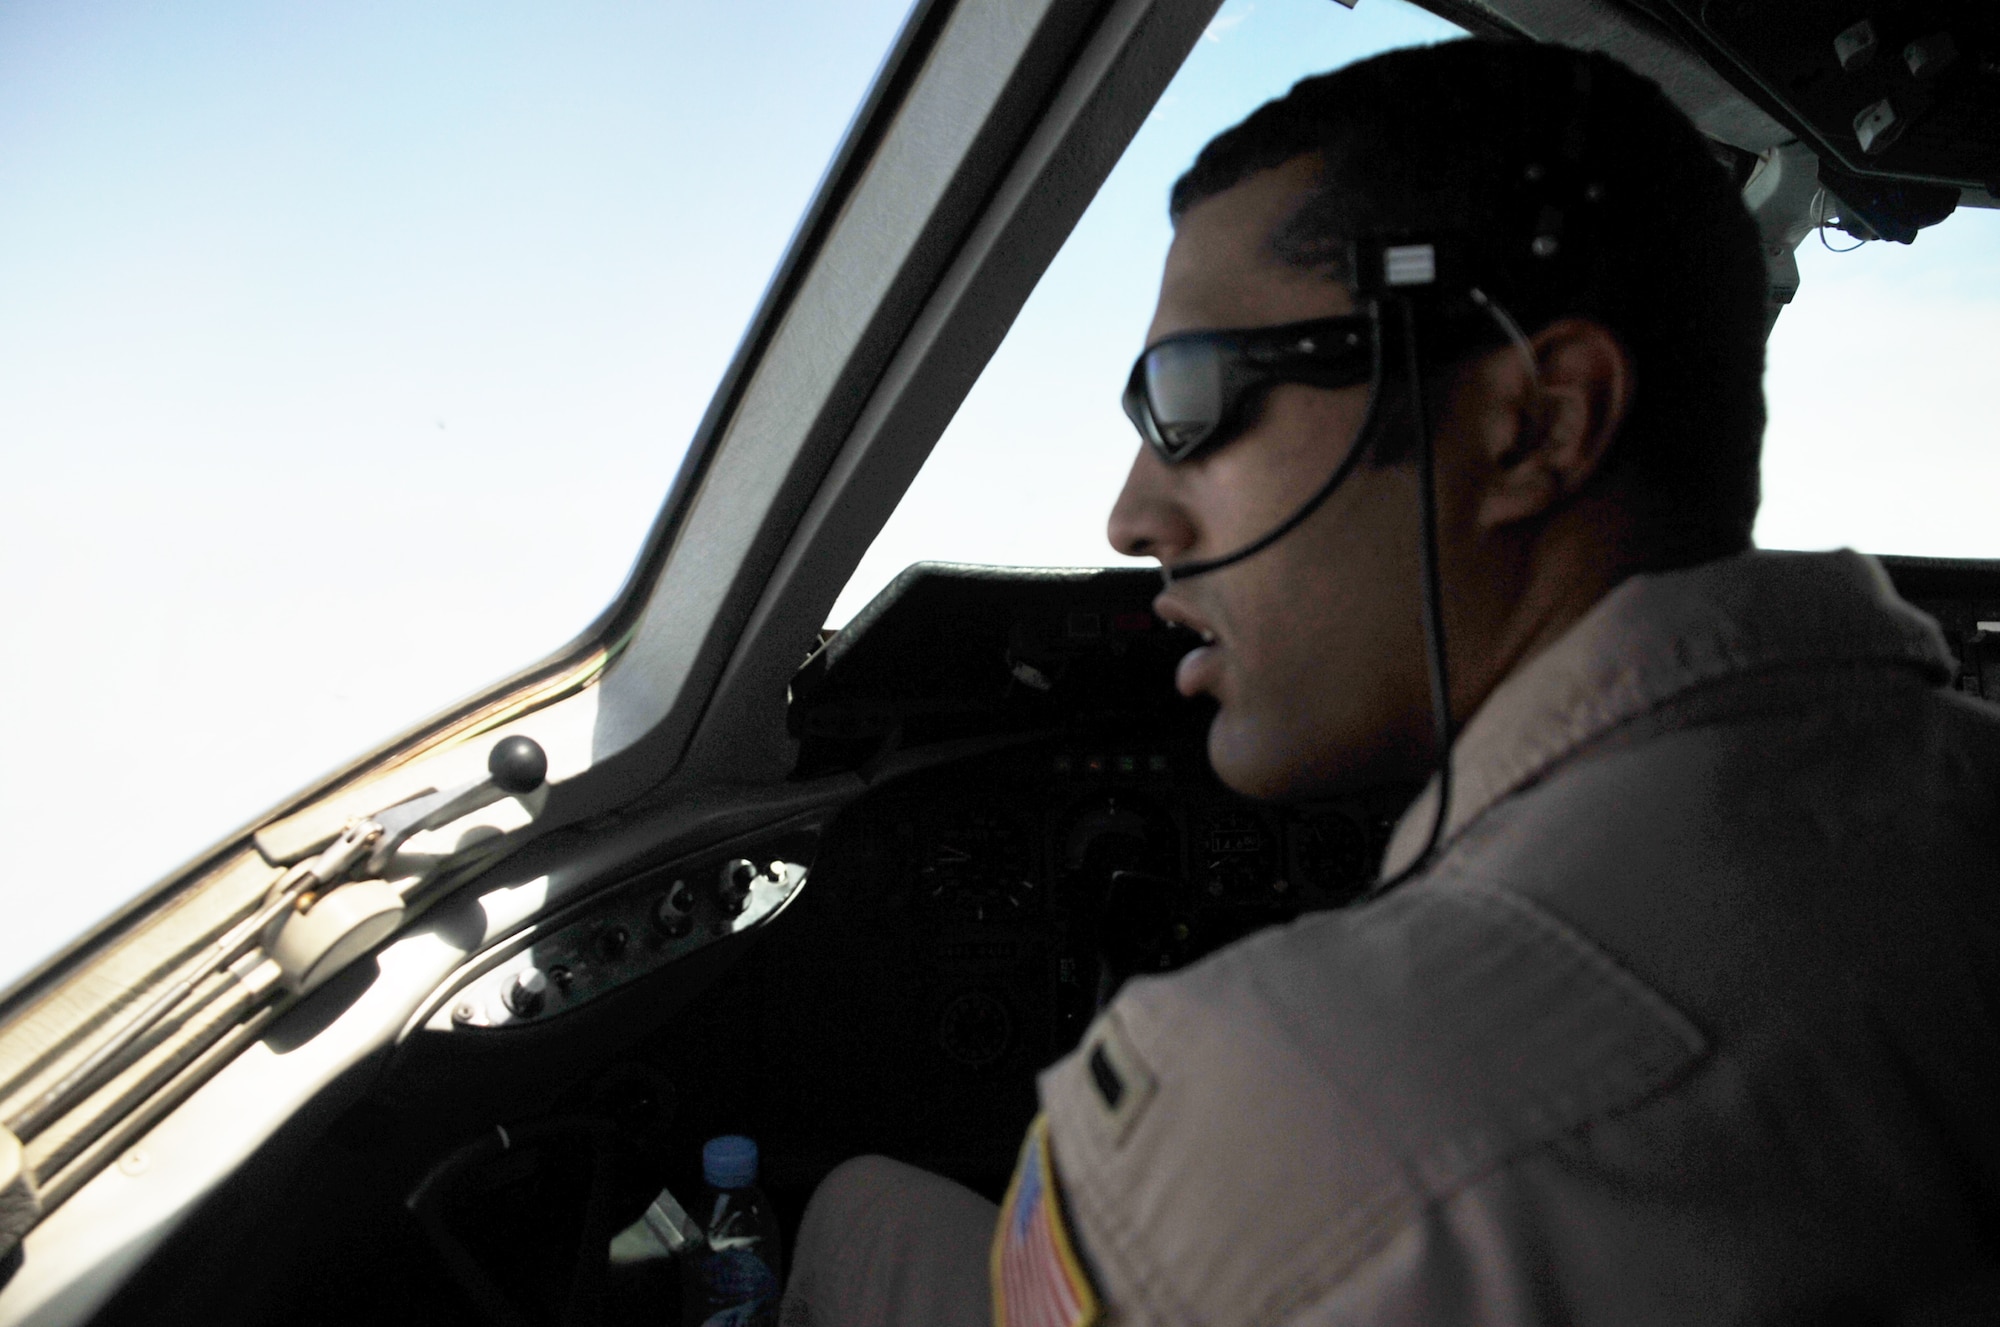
[746,725,1409,1179]
[842,734,1404,1055]
[735,563,1417,1174]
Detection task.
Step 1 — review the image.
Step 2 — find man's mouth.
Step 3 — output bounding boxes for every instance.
[1155,591,1222,697]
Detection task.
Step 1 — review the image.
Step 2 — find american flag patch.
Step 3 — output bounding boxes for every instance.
[991,1115,1101,1327]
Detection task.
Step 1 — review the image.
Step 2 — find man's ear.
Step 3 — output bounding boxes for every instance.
[1475,316,1634,532]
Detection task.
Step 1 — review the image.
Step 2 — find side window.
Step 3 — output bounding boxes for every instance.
[834,0,2000,628]
[832,0,1465,626]
[0,2,914,991]
[1759,205,2000,553]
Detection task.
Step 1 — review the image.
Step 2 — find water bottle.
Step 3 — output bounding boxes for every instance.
[681,1135,783,1327]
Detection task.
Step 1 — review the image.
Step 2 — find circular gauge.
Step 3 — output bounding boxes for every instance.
[1057,794,1177,880]
[917,808,1039,921]
[1192,806,1281,902]
[936,990,1015,1070]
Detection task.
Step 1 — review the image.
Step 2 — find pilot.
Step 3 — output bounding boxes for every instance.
[782,38,2000,1327]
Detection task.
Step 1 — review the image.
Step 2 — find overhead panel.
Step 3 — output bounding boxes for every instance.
[1644,0,1999,192]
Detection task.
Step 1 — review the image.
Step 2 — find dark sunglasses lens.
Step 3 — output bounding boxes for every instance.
[1142,339,1225,460]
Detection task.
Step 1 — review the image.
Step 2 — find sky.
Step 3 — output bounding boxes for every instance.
[0,0,917,990]
[2,0,1996,993]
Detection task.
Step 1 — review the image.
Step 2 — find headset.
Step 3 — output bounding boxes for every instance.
[1119,57,1603,894]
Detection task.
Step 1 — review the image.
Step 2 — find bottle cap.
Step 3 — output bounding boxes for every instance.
[702,1134,759,1189]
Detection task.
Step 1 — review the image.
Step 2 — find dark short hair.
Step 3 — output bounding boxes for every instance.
[1170,40,1768,568]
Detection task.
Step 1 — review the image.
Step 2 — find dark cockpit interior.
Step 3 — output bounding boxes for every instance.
[87,554,2000,1326]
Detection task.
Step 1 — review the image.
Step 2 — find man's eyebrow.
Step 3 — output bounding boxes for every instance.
[1267,200,1352,279]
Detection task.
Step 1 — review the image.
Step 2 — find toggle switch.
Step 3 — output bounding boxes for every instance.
[652,881,695,938]
[505,968,549,1017]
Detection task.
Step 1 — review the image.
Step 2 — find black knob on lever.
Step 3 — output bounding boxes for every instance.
[361,735,553,876]
[488,736,548,794]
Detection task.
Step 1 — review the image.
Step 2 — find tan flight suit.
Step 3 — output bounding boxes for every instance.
[784,549,2000,1326]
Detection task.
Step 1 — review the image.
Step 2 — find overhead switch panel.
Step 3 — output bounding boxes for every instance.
[1650,1,1998,195]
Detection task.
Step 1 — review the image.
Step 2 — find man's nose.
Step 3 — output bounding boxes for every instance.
[1106,446,1196,563]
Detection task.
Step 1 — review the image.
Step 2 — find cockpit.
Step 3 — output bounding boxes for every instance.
[2,1,1997,1323]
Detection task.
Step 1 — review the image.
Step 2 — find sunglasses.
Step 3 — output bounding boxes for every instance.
[1121,313,1377,465]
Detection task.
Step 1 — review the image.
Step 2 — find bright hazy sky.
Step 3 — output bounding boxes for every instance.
[3,0,1996,993]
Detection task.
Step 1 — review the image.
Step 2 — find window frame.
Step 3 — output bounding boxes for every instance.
[0,0,1225,1313]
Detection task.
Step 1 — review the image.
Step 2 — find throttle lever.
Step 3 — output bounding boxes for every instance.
[264,736,548,994]
[363,735,548,875]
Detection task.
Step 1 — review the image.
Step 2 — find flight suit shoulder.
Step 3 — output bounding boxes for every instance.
[1039,876,1707,1326]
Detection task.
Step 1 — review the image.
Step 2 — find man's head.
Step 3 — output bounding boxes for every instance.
[1107,40,1768,800]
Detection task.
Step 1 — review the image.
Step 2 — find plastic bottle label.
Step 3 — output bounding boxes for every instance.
[691,1248,779,1327]
[696,1299,770,1327]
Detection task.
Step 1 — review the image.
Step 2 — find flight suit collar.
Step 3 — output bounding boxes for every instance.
[1380,548,1954,880]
